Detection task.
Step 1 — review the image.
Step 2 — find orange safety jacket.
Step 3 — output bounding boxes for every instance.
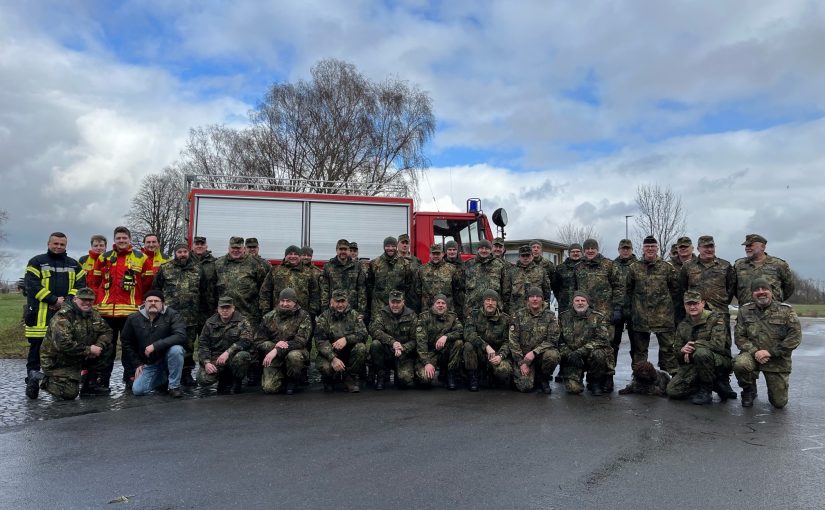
[79,250,105,304]
[141,248,168,291]
[97,245,148,317]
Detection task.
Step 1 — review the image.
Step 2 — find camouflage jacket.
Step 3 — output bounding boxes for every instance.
[509,304,559,365]
[463,255,512,315]
[415,310,463,365]
[679,257,735,313]
[558,308,610,356]
[251,254,271,274]
[402,254,422,273]
[369,305,418,356]
[193,250,218,315]
[254,307,312,353]
[552,257,581,314]
[415,260,463,314]
[320,256,367,314]
[626,257,679,333]
[534,256,556,283]
[214,253,268,327]
[676,310,730,359]
[314,306,368,362]
[509,260,552,312]
[575,254,624,315]
[152,256,207,327]
[198,310,254,365]
[41,302,112,378]
[613,254,637,315]
[259,261,320,317]
[445,256,465,270]
[734,300,801,372]
[464,307,512,358]
[734,254,794,306]
[368,254,414,316]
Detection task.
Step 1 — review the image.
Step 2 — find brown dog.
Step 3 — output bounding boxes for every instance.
[618,361,671,397]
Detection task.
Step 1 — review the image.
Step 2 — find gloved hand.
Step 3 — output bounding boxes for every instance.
[121,270,136,291]
[611,310,623,325]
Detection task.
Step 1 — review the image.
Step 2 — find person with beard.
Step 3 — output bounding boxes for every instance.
[260,245,320,317]
[734,234,794,306]
[558,292,613,396]
[321,239,368,320]
[509,245,551,314]
[367,236,414,320]
[462,239,511,318]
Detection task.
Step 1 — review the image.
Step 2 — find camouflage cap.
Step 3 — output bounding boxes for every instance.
[751,278,772,292]
[518,245,531,255]
[229,236,245,247]
[336,239,350,248]
[493,237,505,246]
[683,290,703,304]
[481,289,500,302]
[245,237,259,247]
[348,242,358,249]
[279,288,298,302]
[432,293,448,304]
[697,235,715,246]
[331,289,348,301]
[569,243,583,251]
[389,290,405,302]
[583,238,599,250]
[478,239,492,249]
[618,239,633,248]
[193,236,207,244]
[218,295,234,307]
[75,287,96,300]
[383,236,398,246]
[445,240,458,249]
[301,246,313,255]
[430,243,443,253]
[742,234,768,245]
[677,236,692,248]
[284,245,301,255]
[573,290,590,302]
[398,234,410,242]
[643,236,658,245]
[527,286,543,298]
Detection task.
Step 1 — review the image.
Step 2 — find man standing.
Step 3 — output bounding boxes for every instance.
[666,291,732,405]
[444,240,465,269]
[123,290,187,397]
[255,288,312,395]
[463,239,511,317]
[509,245,551,313]
[260,245,320,317]
[315,290,368,393]
[397,233,421,272]
[191,235,218,319]
[24,232,85,398]
[415,243,463,314]
[552,243,582,315]
[369,290,418,390]
[368,236,414,320]
[301,246,323,280]
[245,238,271,273]
[35,288,112,400]
[531,240,556,284]
[416,294,463,390]
[152,242,207,387]
[140,233,167,291]
[611,239,637,367]
[347,242,370,274]
[492,237,509,262]
[320,239,367,317]
[734,234,794,306]
[626,236,681,375]
[509,287,560,394]
[78,234,107,303]
[671,236,697,323]
[215,236,269,332]
[558,292,613,395]
[733,278,801,408]
[197,296,253,394]
[463,289,512,391]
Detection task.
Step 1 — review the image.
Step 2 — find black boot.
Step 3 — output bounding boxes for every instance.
[26,370,43,399]
[692,384,713,405]
[216,380,232,394]
[232,377,244,394]
[322,376,335,393]
[246,364,262,387]
[540,378,552,395]
[468,370,479,392]
[603,375,614,393]
[741,385,756,407]
[446,370,457,391]
[590,376,604,396]
[285,379,296,395]
[80,379,110,396]
[180,368,196,387]
[375,371,385,391]
[714,376,738,400]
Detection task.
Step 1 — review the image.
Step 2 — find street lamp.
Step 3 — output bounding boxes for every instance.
[625,215,633,240]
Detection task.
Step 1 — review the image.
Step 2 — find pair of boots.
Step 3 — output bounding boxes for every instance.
[323,374,360,393]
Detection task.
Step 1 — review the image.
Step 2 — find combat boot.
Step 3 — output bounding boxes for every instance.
[246,364,262,387]
[590,376,604,396]
[232,377,244,394]
[216,380,232,394]
[713,376,738,400]
[180,369,196,387]
[603,375,614,393]
[285,379,296,395]
[540,378,552,395]
[343,374,360,393]
[322,376,335,393]
[446,370,457,391]
[26,370,43,399]
[80,380,110,396]
[565,378,584,394]
[468,370,479,392]
[692,384,713,405]
[740,385,756,408]
[375,371,386,391]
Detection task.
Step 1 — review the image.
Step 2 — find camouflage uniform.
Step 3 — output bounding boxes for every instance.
[558,308,613,392]
[415,309,464,385]
[733,300,801,408]
[611,253,637,363]
[666,309,732,401]
[671,254,697,323]
[509,260,551,313]
[369,304,418,387]
[509,304,560,392]
[680,255,736,349]
[463,255,512,317]
[534,256,556,288]
[575,254,624,316]
[259,261,321,317]
[215,253,268,331]
[320,257,367,316]
[40,302,113,400]
[196,310,253,388]
[552,257,581,314]
[626,256,680,374]
[254,306,312,394]
[415,259,463,315]
[463,307,513,384]
[315,305,368,381]
[367,254,414,320]
[193,249,218,323]
[734,255,794,306]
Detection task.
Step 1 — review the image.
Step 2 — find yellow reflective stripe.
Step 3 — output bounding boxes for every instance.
[25,325,48,338]
[68,269,77,295]
[26,266,41,277]
[36,301,48,328]
[35,288,51,300]
[75,269,85,281]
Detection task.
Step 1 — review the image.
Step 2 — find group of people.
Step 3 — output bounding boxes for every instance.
[23,227,801,409]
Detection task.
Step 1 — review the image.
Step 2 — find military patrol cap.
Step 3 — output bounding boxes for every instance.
[742,234,768,245]
[683,290,703,304]
[573,290,590,302]
[279,288,298,302]
[218,296,234,307]
[478,239,492,249]
[348,242,358,250]
[619,239,633,249]
[331,289,348,301]
[301,246,314,255]
[677,236,692,248]
[245,237,259,248]
[193,236,207,244]
[643,236,658,245]
[430,243,443,253]
[697,235,715,246]
[569,243,582,251]
[518,245,531,255]
[433,293,448,304]
[493,237,505,246]
[173,242,189,252]
[398,234,410,242]
[751,278,771,292]
[445,240,458,249]
[284,245,301,255]
[336,239,350,248]
[383,236,398,246]
[143,289,165,301]
[527,286,543,298]
[583,239,599,250]
[229,236,245,247]
[389,290,405,302]
[481,289,500,302]
[75,287,96,300]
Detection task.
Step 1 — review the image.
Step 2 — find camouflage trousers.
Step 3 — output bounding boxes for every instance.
[369,342,415,388]
[611,314,633,365]
[42,349,112,401]
[513,349,560,393]
[630,330,678,375]
[196,351,252,386]
[317,343,367,378]
[183,324,199,370]
[733,353,791,409]
[563,346,613,386]
[666,348,732,399]
[258,341,309,394]
[463,344,513,384]
[415,339,465,385]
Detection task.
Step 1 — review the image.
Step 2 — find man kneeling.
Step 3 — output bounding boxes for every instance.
[416,294,463,389]
[197,296,253,393]
[316,290,368,393]
[510,287,560,394]
[255,288,312,395]
[558,291,613,395]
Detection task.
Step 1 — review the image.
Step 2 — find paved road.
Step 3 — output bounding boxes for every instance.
[1,321,824,509]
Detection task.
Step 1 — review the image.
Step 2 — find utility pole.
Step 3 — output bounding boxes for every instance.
[625,215,633,240]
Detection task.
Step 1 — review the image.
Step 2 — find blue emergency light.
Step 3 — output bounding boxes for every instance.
[466,198,481,213]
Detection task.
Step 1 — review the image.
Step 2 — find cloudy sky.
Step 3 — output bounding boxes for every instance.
[1,1,824,283]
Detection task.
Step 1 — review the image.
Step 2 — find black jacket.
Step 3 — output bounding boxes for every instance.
[122,305,186,365]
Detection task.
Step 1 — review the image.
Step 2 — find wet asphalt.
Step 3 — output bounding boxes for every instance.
[1,320,824,509]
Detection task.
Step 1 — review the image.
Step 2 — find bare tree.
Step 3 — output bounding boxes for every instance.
[556,222,601,248]
[632,184,687,258]
[125,166,188,256]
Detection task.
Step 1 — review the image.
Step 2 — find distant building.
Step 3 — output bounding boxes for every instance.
[503,239,568,265]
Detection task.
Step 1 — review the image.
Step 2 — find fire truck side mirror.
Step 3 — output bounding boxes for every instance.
[492,208,508,227]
